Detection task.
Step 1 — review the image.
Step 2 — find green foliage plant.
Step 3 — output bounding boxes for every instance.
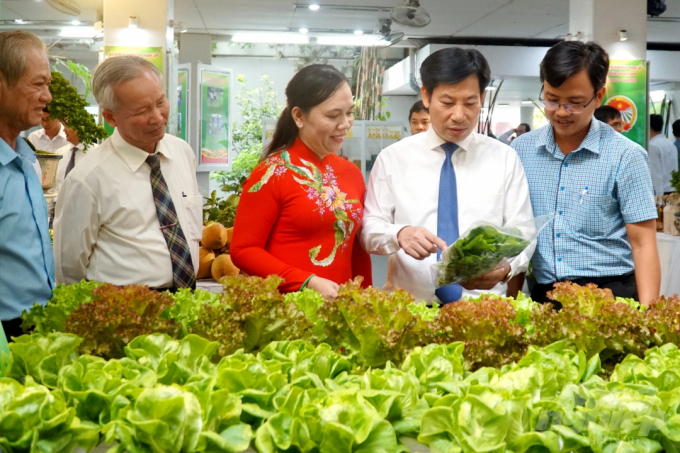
[211,75,281,195]
[47,71,108,150]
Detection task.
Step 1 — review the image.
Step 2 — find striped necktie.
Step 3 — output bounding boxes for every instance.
[434,142,463,304]
[146,153,196,289]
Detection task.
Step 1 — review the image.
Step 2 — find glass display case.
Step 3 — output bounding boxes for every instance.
[262,120,406,181]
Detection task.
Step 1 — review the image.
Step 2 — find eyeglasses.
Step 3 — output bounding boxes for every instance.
[538,89,598,114]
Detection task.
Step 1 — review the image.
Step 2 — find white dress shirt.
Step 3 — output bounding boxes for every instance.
[648,134,679,197]
[27,125,69,153]
[361,127,535,303]
[54,129,202,287]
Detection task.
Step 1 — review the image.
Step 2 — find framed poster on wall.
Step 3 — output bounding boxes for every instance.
[176,65,190,142]
[198,66,232,170]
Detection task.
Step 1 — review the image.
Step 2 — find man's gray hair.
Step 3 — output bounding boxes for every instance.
[92,56,162,112]
[0,31,47,86]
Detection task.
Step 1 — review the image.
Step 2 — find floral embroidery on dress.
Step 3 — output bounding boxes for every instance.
[249,150,362,266]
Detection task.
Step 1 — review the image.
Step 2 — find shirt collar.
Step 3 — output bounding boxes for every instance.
[538,118,602,156]
[111,129,172,173]
[425,126,474,153]
[0,137,35,167]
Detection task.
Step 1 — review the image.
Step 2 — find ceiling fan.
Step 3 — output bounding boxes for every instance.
[46,0,82,16]
[390,0,431,28]
[378,18,405,46]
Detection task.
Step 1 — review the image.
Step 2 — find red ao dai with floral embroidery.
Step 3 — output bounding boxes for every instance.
[230,138,372,293]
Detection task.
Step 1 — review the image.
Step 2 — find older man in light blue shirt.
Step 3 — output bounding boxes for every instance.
[0,31,55,339]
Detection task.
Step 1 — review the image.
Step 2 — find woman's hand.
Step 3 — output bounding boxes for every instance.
[307,276,339,300]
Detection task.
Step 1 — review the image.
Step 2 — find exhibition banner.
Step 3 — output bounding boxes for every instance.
[200,70,230,165]
[603,60,647,148]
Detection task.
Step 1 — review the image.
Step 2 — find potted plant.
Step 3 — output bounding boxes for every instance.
[34,70,108,193]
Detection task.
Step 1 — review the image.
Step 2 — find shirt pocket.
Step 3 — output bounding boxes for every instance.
[565,189,619,238]
[181,194,204,242]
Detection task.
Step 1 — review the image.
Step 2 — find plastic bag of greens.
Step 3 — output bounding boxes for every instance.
[432,214,554,286]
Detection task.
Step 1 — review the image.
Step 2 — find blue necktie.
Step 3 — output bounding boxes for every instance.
[434,142,463,304]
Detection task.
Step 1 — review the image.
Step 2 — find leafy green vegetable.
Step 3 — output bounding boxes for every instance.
[102,385,204,453]
[124,334,218,385]
[65,284,179,359]
[430,296,529,370]
[406,301,440,322]
[190,275,315,358]
[318,279,433,368]
[2,332,82,389]
[163,289,220,337]
[21,280,103,334]
[436,224,529,286]
[58,355,157,426]
[0,376,100,453]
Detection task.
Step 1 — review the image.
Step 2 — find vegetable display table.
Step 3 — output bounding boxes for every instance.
[657,232,680,297]
[196,278,225,293]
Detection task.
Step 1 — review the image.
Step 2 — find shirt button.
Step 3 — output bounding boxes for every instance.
[558,210,563,215]
[560,186,565,191]
[564,163,569,167]
[557,257,563,262]
[556,233,561,238]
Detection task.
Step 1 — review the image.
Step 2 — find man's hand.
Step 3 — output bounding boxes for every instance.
[461,265,511,291]
[307,276,339,300]
[397,226,448,260]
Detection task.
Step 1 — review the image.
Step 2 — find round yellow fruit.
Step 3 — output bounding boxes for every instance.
[202,223,228,250]
[211,253,240,281]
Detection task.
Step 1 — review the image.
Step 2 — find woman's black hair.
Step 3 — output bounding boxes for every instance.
[419,47,490,96]
[540,41,609,91]
[594,105,622,124]
[408,100,428,121]
[265,64,349,158]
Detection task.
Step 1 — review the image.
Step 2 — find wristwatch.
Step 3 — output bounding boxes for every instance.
[501,268,514,284]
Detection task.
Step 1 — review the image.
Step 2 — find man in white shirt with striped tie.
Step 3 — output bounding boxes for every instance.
[361,47,535,304]
[54,56,202,290]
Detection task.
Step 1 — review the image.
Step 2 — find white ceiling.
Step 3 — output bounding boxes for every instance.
[3,0,680,42]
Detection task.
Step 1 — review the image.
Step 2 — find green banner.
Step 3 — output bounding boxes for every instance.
[200,70,230,165]
[177,69,188,141]
[602,60,647,148]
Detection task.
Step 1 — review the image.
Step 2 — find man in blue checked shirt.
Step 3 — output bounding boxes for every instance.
[512,41,660,307]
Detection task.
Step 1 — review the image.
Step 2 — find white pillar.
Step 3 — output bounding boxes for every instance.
[569,0,647,61]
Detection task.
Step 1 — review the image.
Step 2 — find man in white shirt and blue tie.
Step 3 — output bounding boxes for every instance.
[361,47,535,304]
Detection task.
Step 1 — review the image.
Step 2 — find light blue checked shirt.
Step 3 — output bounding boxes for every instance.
[511,119,657,284]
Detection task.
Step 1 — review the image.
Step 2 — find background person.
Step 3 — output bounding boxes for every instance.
[498,123,530,145]
[230,65,372,300]
[594,105,624,132]
[409,100,430,135]
[673,119,680,166]
[0,31,55,339]
[27,107,69,152]
[54,56,202,290]
[648,113,679,197]
[512,41,660,307]
[361,47,534,304]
